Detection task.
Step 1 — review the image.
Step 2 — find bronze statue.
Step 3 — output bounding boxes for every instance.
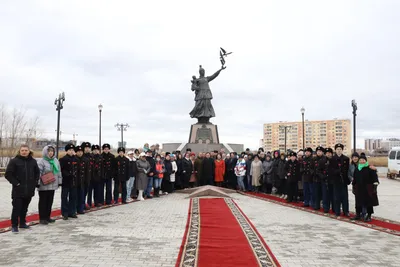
[189,65,226,124]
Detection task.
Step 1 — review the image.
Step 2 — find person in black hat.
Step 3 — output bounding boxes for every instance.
[81,142,93,210]
[313,146,326,210]
[59,144,78,220]
[301,147,314,207]
[90,145,103,207]
[74,145,86,214]
[318,147,339,214]
[284,151,300,203]
[351,153,379,222]
[101,144,115,205]
[114,147,129,204]
[332,143,350,217]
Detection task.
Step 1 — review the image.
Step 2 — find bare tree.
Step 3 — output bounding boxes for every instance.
[0,104,8,167]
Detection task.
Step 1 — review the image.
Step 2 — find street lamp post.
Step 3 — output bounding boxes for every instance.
[351,100,357,153]
[279,125,291,153]
[98,104,103,147]
[301,107,305,150]
[54,92,65,158]
[115,123,129,148]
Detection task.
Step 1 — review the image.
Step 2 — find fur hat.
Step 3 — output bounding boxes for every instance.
[102,143,111,150]
[65,143,75,151]
[117,147,125,153]
[325,148,334,154]
[335,143,344,150]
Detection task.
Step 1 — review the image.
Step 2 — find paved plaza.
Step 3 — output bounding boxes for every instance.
[0,177,400,267]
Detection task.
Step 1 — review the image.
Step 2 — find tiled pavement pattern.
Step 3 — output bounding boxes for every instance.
[236,194,400,267]
[0,194,189,267]
[0,178,61,221]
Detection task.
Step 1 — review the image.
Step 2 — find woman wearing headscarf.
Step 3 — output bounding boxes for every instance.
[136,152,151,201]
[351,153,379,222]
[250,155,262,192]
[37,145,62,225]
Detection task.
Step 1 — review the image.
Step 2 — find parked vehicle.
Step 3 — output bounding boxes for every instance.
[387,147,400,179]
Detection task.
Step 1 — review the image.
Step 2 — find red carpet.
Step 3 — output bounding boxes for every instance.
[245,192,400,236]
[176,198,280,267]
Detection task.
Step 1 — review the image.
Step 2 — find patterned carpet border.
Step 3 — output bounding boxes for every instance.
[177,198,200,267]
[225,199,281,267]
[241,192,400,237]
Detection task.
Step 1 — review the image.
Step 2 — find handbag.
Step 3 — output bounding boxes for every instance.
[41,172,56,185]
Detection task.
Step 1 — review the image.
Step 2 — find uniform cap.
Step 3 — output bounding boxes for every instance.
[65,143,75,151]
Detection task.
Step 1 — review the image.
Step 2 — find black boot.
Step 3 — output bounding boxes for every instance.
[364,214,372,222]
[351,213,362,220]
[155,188,160,197]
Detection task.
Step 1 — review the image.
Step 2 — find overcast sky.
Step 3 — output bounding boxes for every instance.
[1,0,399,150]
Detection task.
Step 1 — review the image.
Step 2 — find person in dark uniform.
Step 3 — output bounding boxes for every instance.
[202,152,215,186]
[91,144,103,207]
[301,147,314,207]
[59,144,78,220]
[101,143,114,205]
[313,146,325,210]
[318,147,339,213]
[114,147,129,204]
[284,152,300,203]
[81,142,93,210]
[333,143,350,217]
[75,145,87,214]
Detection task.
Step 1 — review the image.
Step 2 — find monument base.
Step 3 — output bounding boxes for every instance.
[162,122,244,154]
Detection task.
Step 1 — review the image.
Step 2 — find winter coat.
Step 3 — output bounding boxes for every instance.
[83,153,94,185]
[214,159,225,182]
[194,158,204,182]
[333,154,350,185]
[37,146,62,191]
[75,155,88,188]
[60,154,79,188]
[136,159,150,190]
[146,156,156,177]
[102,152,115,180]
[353,166,379,207]
[92,154,103,183]
[235,159,247,177]
[262,159,273,184]
[246,159,252,177]
[284,160,301,183]
[128,158,138,177]
[170,161,178,182]
[250,160,262,187]
[163,160,172,182]
[202,158,215,180]
[301,156,314,183]
[318,156,340,184]
[5,151,40,198]
[348,162,356,184]
[114,156,129,182]
[313,156,325,183]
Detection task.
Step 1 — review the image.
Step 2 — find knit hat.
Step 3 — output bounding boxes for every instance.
[359,153,367,161]
[351,152,360,158]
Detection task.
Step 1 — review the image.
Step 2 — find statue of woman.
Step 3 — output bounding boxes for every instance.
[189,65,226,124]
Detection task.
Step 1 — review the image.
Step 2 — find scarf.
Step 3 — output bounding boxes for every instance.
[358,162,369,171]
[45,157,60,174]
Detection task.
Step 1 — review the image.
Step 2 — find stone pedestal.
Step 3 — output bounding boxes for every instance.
[188,123,219,144]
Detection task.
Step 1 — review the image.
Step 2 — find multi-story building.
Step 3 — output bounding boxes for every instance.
[365,139,382,151]
[380,138,400,151]
[263,119,352,154]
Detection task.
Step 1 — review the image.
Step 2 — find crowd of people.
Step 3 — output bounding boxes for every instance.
[4,142,379,234]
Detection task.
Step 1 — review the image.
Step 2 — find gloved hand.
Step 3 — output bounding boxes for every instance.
[373,183,378,194]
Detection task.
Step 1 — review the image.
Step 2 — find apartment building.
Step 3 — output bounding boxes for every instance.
[263,119,352,154]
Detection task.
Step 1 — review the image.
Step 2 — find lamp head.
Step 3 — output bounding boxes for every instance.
[98,104,103,111]
[300,107,305,114]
